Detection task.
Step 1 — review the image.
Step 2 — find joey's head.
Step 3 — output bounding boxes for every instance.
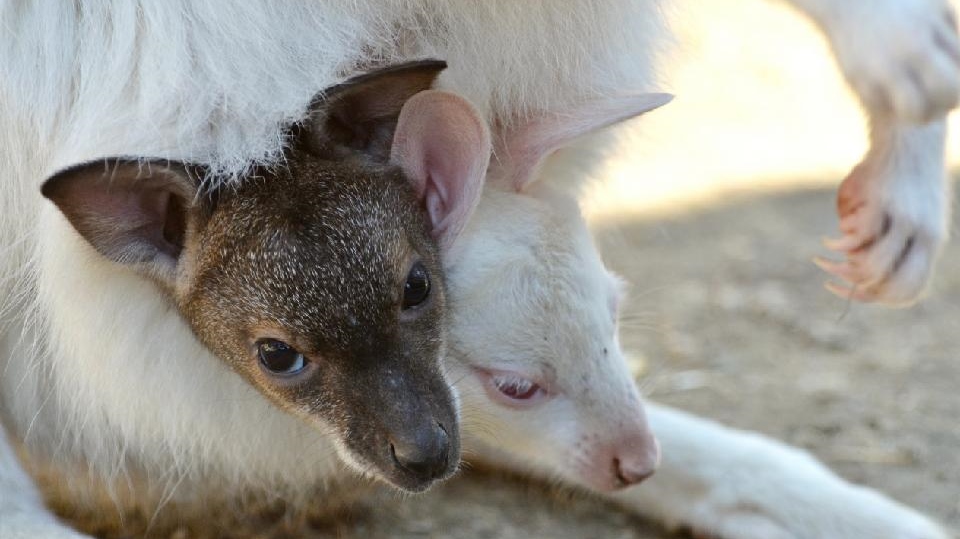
[41,61,491,492]
[445,94,671,492]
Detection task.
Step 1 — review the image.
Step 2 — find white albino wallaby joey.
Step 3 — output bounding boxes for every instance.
[0,61,490,538]
[444,95,952,538]
[446,94,675,492]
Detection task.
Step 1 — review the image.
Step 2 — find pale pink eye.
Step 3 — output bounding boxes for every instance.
[493,375,542,400]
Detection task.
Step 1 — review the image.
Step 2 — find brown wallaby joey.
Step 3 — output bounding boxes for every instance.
[39,60,491,492]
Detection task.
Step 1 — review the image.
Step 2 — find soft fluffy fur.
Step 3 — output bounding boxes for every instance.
[0,1,957,538]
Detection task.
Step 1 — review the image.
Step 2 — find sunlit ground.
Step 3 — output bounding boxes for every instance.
[583,0,960,220]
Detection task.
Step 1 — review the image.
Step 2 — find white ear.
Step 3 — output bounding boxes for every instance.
[495,93,673,192]
[390,90,492,250]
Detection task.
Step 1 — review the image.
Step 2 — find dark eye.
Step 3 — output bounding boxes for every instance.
[257,339,307,375]
[402,261,431,309]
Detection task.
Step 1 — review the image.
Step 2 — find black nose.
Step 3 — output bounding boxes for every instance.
[389,422,452,480]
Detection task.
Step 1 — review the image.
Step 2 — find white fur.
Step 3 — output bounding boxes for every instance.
[789,0,960,123]
[0,0,956,538]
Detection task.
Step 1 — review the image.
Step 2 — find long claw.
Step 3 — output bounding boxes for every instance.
[825,281,877,302]
[822,235,869,253]
[813,257,864,284]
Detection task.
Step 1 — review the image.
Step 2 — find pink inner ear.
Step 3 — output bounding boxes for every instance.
[42,162,195,268]
[496,93,673,192]
[88,185,181,257]
[390,90,492,250]
[425,189,446,232]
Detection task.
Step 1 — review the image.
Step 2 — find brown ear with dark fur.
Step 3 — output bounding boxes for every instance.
[299,59,448,162]
[41,159,203,284]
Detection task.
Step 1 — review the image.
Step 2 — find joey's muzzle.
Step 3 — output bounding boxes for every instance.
[389,420,452,480]
[343,362,460,492]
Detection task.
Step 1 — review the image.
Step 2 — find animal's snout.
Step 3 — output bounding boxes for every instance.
[389,421,454,481]
[612,435,660,488]
[579,424,660,492]
[360,362,461,492]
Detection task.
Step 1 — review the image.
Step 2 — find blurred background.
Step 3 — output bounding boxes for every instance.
[584,0,960,217]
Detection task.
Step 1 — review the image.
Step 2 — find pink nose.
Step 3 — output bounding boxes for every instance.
[613,435,660,487]
[583,432,660,491]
